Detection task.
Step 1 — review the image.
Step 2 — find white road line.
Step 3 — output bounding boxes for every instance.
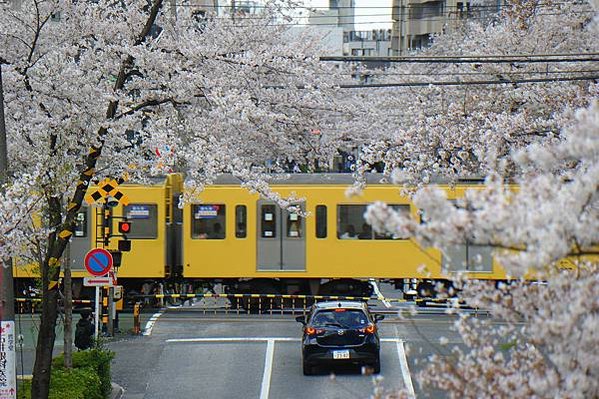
[396,340,416,398]
[371,279,392,308]
[166,337,300,343]
[259,339,276,399]
[166,337,406,343]
[143,312,164,336]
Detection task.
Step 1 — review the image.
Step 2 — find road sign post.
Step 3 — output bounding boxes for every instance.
[84,248,113,277]
[84,177,130,337]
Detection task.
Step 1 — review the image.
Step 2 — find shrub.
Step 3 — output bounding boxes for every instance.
[53,348,115,398]
[49,367,102,399]
[17,367,102,399]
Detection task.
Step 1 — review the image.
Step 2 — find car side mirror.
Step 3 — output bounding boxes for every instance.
[373,314,385,322]
[295,315,307,325]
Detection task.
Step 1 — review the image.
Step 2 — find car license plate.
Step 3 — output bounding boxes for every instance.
[333,350,350,360]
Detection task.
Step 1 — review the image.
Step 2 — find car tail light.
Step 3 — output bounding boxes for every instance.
[360,324,377,334]
[305,327,324,336]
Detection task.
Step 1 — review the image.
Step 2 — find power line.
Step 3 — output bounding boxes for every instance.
[323,69,599,77]
[319,54,599,63]
[336,75,598,88]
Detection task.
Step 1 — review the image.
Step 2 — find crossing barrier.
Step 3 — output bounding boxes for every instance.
[129,292,408,316]
[15,297,93,313]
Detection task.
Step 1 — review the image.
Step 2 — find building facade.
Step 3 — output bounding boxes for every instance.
[391,0,503,54]
[309,1,392,58]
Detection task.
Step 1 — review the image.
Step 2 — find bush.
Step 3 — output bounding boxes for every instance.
[17,367,102,399]
[53,348,115,398]
[49,367,102,399]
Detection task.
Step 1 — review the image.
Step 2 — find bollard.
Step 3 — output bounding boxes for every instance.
[133,303,141,335]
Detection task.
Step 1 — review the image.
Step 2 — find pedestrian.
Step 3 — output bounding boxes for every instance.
[75,310,94,351]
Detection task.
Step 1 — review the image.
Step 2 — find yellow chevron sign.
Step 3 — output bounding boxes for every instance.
[85,178,130,206]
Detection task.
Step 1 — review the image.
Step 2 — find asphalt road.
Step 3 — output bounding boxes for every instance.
[109,297,470,399]
[14,283,482,398]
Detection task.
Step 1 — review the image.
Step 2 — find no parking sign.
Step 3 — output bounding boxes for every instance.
[84,248,113,276]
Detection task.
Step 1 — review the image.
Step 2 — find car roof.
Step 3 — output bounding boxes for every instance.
[313,301,368,311]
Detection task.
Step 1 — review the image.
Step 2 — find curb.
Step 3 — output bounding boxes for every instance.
[111,382,125,399]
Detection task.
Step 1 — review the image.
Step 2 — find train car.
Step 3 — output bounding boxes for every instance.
[13,175,183,301]
[14,173,509,302]
[181,174,508,298]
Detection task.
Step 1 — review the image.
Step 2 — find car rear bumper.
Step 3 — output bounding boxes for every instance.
[303,343,379,365]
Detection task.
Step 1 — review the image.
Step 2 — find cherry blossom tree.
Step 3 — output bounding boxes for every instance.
[361,0,598,396]
[0,0,364,396]
[354,0,598,186]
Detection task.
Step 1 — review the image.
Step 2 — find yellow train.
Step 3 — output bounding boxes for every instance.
[13,174,510,301]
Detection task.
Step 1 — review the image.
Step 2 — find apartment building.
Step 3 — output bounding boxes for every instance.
[308,1,392,58]
[391,0,470,54]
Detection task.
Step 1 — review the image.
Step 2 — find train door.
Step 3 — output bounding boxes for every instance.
[256,201,306,271]
[66,207,91,271]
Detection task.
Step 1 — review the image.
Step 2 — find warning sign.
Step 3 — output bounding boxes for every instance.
[0,321,16,399]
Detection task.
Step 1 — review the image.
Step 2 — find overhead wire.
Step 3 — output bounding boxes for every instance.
[336,75,599,88]
[316,69,599,77]
[319,54,599,63]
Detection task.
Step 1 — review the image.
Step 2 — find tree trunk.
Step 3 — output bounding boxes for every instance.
[29,3,163,396]
[64,260,72,369]
[30,260,59,399]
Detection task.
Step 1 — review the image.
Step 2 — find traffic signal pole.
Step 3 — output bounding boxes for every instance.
[0,62,17,399]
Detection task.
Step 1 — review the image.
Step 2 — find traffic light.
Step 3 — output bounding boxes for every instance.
[118,239,131,252]
[109,250,122,267]
[118,221,131,234]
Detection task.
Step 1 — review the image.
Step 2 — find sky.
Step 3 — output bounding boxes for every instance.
[306,0,393,30]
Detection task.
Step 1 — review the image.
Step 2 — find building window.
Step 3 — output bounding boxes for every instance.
[191,204,226,239]
[316,205,327,238]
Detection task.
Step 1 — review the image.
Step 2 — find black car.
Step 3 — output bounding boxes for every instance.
[296,301,384,375]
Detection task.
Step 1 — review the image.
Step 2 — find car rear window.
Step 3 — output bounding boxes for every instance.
[311,309,369,328]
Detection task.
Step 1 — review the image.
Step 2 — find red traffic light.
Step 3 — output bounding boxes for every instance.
[118,221,131,234]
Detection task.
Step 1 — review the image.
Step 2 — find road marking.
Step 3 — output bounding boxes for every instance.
[396,340,416,398]
[166,337,300,343]
[166,337,406,343]
[143,312,164,336]
[371,279,392,308]
[260,339,275,399]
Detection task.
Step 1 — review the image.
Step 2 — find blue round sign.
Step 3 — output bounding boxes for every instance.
[84,248,113,276]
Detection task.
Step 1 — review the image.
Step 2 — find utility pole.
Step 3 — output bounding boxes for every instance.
[0,62,17,399]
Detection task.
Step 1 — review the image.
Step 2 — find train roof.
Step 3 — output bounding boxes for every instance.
[208,173,485,185]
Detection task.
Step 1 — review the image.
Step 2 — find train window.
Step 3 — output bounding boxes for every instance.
[375,205,411,239]
[123,204,158,239]
[261,205,277,238]
[315,205,327,238]
[286,210,302,238]
[191,204,226,239]
[337,205,368,239]
[235,205,247,238]
[74,209,87,238]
